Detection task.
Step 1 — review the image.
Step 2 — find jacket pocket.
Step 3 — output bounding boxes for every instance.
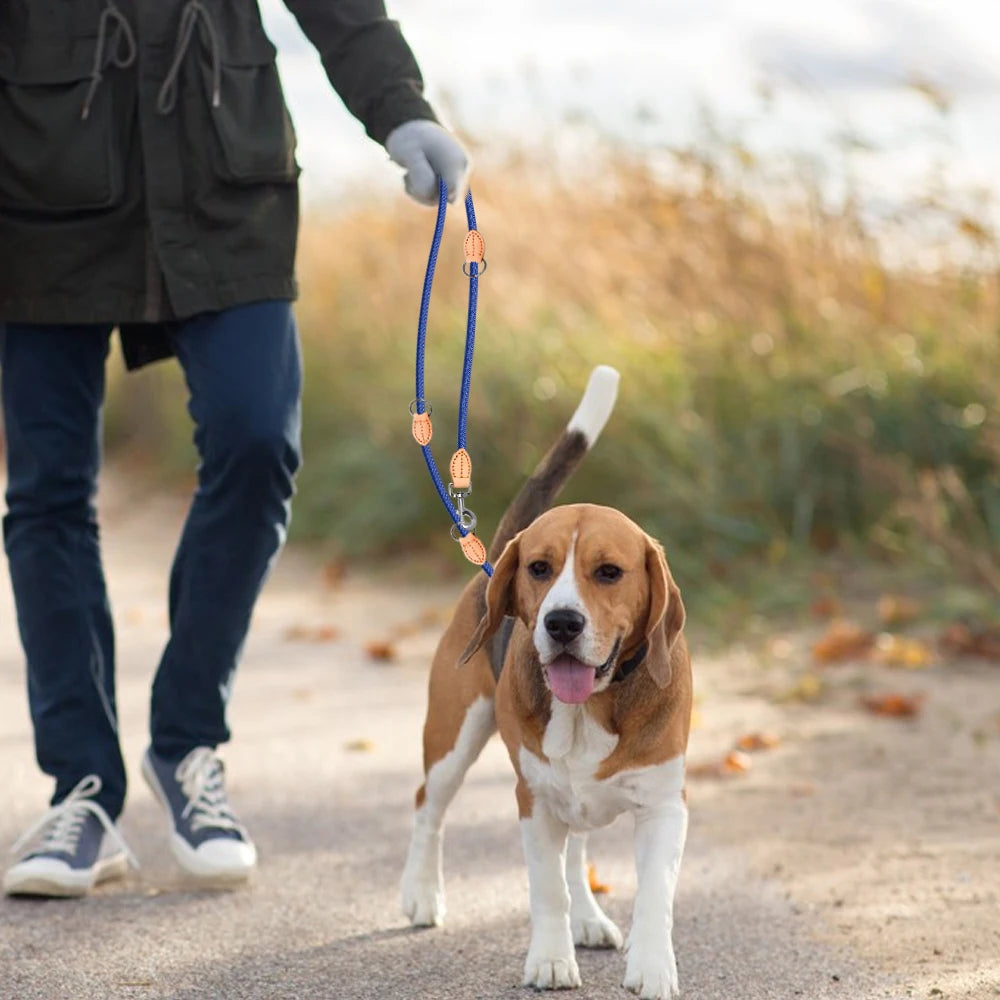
[202,37,300,185]
[0,48,123,215]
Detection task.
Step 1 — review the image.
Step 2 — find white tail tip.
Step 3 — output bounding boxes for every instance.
[567,365,620,446]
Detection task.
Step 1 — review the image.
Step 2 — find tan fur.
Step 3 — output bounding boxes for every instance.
[415,575,497,808]
[450,504,692,818]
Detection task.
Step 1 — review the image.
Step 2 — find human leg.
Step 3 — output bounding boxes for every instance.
[1,322,134,896]
[1,322,124,817]
[144,301,301,880]
[149,300,301,759]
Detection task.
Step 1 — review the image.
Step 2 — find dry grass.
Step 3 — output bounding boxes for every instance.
[105,149,1000,593]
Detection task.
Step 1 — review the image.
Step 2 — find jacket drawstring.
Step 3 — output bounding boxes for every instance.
[156,1,222,116]
[81,0,137,120]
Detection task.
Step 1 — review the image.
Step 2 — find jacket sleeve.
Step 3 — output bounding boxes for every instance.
[280,0,438,145]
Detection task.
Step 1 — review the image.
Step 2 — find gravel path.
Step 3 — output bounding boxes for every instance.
[2,479,980,999]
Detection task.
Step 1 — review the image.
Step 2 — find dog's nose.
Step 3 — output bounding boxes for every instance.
[544,609,586,645]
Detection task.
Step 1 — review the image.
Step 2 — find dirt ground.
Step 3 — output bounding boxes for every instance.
[1,471,998,999]
[684,606,1000,1000]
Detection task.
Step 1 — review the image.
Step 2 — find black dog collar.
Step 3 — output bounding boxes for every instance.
[611,641,648,683]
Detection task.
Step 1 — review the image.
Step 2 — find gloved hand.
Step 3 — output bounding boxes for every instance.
[385,120,471,205]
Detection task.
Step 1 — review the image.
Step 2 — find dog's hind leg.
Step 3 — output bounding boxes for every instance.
[566,832,624,949]
[401,691,496,926]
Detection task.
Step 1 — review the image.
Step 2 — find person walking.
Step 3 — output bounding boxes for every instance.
[0,0,469,897]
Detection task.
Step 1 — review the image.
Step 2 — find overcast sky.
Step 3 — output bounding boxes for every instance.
[259,0,999,214]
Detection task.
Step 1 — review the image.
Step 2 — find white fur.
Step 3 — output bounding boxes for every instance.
[401,695,495,926]
[521,802,581,989]
[533,533,585,664]
[527,702,622,828]
[533,533,616,681]
[568,365,620,446]
[521,707,687,1000]
[566,832,624,949]
[623,798,687,999]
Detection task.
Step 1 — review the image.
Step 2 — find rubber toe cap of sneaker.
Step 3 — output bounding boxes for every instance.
[3,857,93,896]
[173,835,257,880]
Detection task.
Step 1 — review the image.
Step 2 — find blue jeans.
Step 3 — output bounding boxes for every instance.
[1,302,302,819]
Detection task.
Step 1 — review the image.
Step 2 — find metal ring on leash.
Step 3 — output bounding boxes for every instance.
[449,510,478,540]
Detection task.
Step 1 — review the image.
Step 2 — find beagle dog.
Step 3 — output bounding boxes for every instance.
[401,367,691,999]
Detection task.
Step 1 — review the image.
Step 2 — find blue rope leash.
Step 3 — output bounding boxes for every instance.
[457,194,478,450]
[412,178,492,577]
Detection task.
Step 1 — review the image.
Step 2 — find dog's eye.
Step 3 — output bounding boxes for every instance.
[595,563,623,583]
[527,560,552,580]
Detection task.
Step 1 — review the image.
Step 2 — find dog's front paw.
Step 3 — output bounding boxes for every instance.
[622,943,679,999]
[523,955,582,990]
[400,867,445,927]
[571,910,623,950]
[524,918,582,990]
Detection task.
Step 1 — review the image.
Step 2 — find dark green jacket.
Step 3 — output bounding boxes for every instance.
[0,0,435,367]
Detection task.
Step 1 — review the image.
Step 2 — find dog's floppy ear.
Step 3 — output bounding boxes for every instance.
[643,535,686,688]
[459,534,521,664]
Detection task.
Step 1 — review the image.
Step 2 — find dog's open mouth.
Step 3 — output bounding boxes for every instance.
[545,655,597,704]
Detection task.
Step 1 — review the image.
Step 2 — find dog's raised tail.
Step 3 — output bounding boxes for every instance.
[487,365,619,563]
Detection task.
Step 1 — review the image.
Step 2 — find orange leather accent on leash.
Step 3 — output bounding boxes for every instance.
[463,230,485,267]
[411,412,433,446]
[449,448,472,491]
[459,532,487,566]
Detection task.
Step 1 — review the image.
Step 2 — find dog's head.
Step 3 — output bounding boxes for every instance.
[461,504,685,701]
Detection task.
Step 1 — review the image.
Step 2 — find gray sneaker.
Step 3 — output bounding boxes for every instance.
[141,747,256,884]
[4,775,136,898]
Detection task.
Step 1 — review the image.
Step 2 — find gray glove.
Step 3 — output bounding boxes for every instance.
[385,120,471,206]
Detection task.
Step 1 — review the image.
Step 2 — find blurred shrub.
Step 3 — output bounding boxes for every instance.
[104,150,1000,589]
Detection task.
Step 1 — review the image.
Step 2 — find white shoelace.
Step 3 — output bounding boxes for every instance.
[10,775,138,868]
[176,748,245,835]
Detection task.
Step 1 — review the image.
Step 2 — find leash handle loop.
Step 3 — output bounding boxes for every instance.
[412,177,493,576]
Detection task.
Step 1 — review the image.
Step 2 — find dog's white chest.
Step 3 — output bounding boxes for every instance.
[519,702,687,831]
[518,703,627,831]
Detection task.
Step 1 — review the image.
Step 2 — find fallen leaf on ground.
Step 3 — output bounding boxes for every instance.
[587,863,611,895]
[344,738,375,752]
[284,624,341,643]
[365,640,398,662]
[777,672,825,702]
[736,731,781,752]
[877,594,923,626]
[322,558,348,589]
[938,622,1000,661]
[873,633,933,669]
[811,596,842,619]
[813,621,875,663]
[860,692,926,717]
[722,750,753,773]
[689,751,753,779]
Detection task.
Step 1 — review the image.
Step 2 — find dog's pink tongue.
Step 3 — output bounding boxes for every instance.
[547,655,597,704]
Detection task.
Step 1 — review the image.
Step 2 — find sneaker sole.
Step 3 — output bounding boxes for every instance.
[3,875,90,898]
[3,853,127,898]
[141,753,256,885]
